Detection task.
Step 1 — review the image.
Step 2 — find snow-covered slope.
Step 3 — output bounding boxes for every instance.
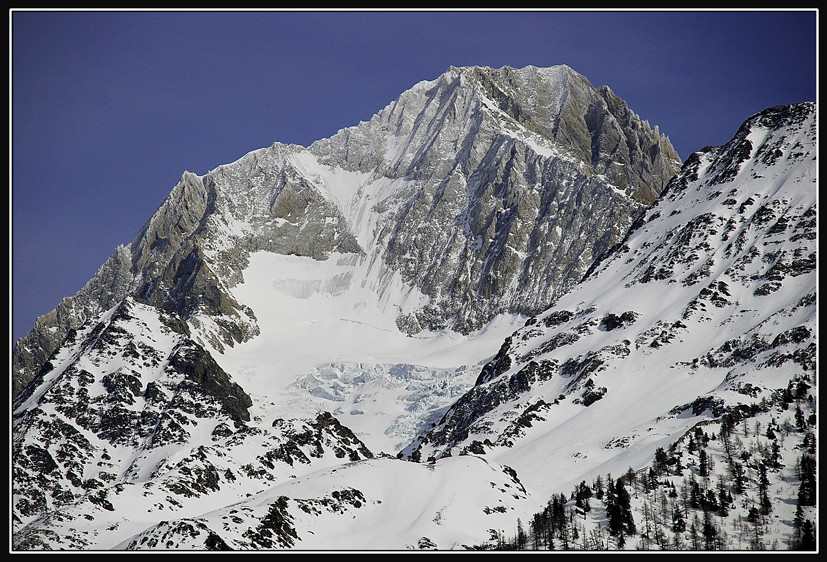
[11,63,815,551]
[211,250,526,455]
[13,64,680,397]
[402,102,817,548]
[19,455,528,551]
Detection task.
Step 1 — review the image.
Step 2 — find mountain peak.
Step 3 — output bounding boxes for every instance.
[405,100,817,491]
[11,54,817,550]
[453,63,680,201]
[13,63,682,399]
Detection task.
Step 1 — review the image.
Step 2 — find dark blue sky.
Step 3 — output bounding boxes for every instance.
[11,10,818,343]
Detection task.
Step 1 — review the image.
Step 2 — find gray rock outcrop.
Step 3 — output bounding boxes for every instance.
[13,65,681,398]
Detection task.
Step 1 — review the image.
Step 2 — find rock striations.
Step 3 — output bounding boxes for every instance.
[402,101,817,505]
[11,65,815,551]
[13,65,680,397]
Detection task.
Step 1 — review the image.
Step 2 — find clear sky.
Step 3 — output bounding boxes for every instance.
[10,9,818,343]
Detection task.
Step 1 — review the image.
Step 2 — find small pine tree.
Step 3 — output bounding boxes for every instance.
[799,520,816,550]
[654,447,669,475]
[593,474,604,500]
[730,461,746,495]
[702,508,718,550]
[794,405,806,431]
[672,506,686,533]
[616,478,636,537]
[699,449,709,478]
[790,503,804,550]
[717,476,731,517]
[689,516,701,550]
[688,474,701,509]
[757,462,772,516]
[605,476,628,542]
[747,506,764,550]
[797,453,816,506]
[705,489,718,513]
[769,440,782,469]
[515,518,527,550]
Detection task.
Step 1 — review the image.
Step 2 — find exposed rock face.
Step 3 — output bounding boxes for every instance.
[13,65,680,398]
[12,298,246,524]
[11,297,375,541]
[402,102,817,466]
[11,65,683,548]
[10,56,817,550]
[12,245,135,398]
[309,65,680,334]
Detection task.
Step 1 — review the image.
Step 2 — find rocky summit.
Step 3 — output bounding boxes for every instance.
[13,64,680,397]
[11,66,816,551]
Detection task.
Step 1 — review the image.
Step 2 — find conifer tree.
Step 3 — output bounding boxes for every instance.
[730,461,746,495]
[672,505,686,534]
[769,440,782,469]
[688,474,701,509]
[747,505,764,550]
[604,477,622,540]
[593,474,604,500]
[794,405,806,431]
[515,518,527,550]
[689,516,700,550]
[757,462,772,516]
[705,489,718,513]
[702,508,718,550]
[616,478,636,537]
[797,453,816,506]
[699,449,709,478]
[800,520,816,550]
[716,475,731,517]
[654,447,669,475]
[790,504,804,550]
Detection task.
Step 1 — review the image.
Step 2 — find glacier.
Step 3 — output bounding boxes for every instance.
[11,66,815,551]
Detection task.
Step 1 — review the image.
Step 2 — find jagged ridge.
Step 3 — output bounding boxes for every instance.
[13,64,681,398]
[402,102,817,501]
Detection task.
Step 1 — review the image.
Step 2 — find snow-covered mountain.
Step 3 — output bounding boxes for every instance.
[403,102,818,549]
[12,64,680,398]
[11,65,816,551]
